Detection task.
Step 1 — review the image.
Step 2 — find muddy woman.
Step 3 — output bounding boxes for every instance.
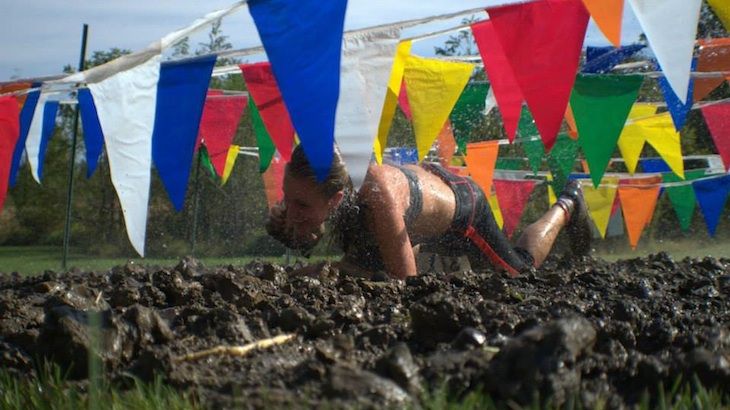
[266,144,592,279]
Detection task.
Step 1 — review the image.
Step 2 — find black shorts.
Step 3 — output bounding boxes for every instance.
[421,164,534,276]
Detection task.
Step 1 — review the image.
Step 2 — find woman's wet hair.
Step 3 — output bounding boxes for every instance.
[286,144,351,199]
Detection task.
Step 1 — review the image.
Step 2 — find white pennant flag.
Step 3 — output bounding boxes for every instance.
[627,0,701,101]
[25,92,50,183]
[87,54,162,257]
[335,27,401,189]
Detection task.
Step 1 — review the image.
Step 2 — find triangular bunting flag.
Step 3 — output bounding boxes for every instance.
[627,0,702,102]
[77,88,105,178]
[0,96,20,213]
[465,141,499,195]
[152,55,217,211]
[24,92,51,183]
[36,100,59,182]
[402,56,473,162]
[437,120,456,167]
[642,113,685,179]
[87,54,162,257]
[663,170,705,231]
[580,0,625,47]
[707,0,730,30]
[618,177,661,249]
[617,103,658,174]
[487,0,590,150]
[336,27,401,189]
[583,45,646,74]
[640,158,670,174]
[565,104,579,139]
[397,80,413,121]
[9,88,40,187]
[658,58,696,131]
[693,175,730,237]
[546,134,578,193]
[198,93,247,177]
[248,0,348,181]
[694,39,730,102]
[450,83,489,153]
[389,147,418,165]
[374,40,412,165]
[701,101,730,171]
[582,176,619,238]
[249,98,275,173]
[571,74,644,187]
[221,145,240,185]
[262,155,286,210]
[240,62,295,162]
[493,179,537,238]
[518,108,544,174]
[488,193,504,229]
[0,82,31,110]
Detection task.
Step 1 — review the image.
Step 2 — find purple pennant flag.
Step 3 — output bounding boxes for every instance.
[77,88,105,178]
[248,0,348,182]
[37,100,59,181]
[152,55,217,211]
[693,174,730,237]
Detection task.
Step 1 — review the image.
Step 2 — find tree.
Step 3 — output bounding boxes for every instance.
[434,16,480,57]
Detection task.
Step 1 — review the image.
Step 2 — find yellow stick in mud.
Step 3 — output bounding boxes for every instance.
[173,334,296,362]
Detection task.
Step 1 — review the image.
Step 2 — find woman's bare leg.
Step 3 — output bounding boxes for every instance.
[515,205,569,267]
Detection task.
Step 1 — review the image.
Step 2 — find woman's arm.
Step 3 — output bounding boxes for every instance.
[357,166,417,280]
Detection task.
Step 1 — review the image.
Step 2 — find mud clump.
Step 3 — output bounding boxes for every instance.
[0,252,728,408]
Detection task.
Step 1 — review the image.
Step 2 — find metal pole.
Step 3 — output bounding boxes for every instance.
[61,24,89,270]
[190,150,203,256]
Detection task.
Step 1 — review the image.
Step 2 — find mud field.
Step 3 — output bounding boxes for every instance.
[0,253,729,408]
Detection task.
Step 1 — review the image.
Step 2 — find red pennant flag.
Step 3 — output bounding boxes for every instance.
[240,62,296,161]
[694,39,730,102]
[487,0,590,150]
[701,101,730,171]
[493,179,537,238]
[0,96,20,213]
[471,20,524,142]
[194,89,224,152]
[198,92,248,176]
[397,79,413,121]
[262,156,286,210]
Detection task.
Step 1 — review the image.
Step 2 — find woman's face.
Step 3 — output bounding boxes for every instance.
[282,173,341,246]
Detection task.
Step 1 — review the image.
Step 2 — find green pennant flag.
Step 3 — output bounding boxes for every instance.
[571,74,644,187]
[250,98,276,173]
[663,169,705,231]
[546,133,578,193]
[450,83,489,154]
[518,107,544,174]
[199,146,219,181]
[496,158,524,170]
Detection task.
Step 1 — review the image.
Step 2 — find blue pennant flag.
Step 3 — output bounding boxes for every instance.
[37,100,59,181]
[152,55,217,211]
[583,44,646,74]
[389,147,419,165]
[639,158,671,174]
[9,86,40,186]
[77,88,105,178]
[693,175,730,237]
[658,58,696,131]
[249,0,348,182]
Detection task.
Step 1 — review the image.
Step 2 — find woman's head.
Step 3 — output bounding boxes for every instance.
[281,145,352,249]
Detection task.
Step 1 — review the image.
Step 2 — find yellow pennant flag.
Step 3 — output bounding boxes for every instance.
[221,145,240,185]
[617,104,658,174]
[641,113,685,179]
[546,173,557,206]
[582,177,619,238]
[707,0,730,31]
[488,193,504,229]
[403,55,474,162]
[618,177,661,249]
[374,41,413,164]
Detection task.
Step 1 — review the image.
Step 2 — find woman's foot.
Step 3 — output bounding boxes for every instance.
[558,180,592,256]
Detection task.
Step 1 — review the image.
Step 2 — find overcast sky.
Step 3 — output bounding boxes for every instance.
[0,0,643,82]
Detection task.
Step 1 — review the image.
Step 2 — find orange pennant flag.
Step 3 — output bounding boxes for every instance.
[618,176,662,249]
[465,141,499,195]
[437,120,456,167]
[694,38,730,102]
[580,0,624,47]
[565,104,579,140]
[262,156,286,210]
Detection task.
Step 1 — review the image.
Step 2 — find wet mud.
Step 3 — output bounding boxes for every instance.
[0,253,729,408]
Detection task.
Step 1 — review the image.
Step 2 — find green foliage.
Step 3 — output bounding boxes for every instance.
[434,16,480,57]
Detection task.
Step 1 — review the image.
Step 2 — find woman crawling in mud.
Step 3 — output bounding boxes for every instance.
[266,145,592,279]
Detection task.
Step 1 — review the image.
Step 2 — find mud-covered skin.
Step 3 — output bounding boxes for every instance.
[0,252,728,408]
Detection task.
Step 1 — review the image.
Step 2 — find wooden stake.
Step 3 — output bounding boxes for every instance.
[173,334,296,362]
